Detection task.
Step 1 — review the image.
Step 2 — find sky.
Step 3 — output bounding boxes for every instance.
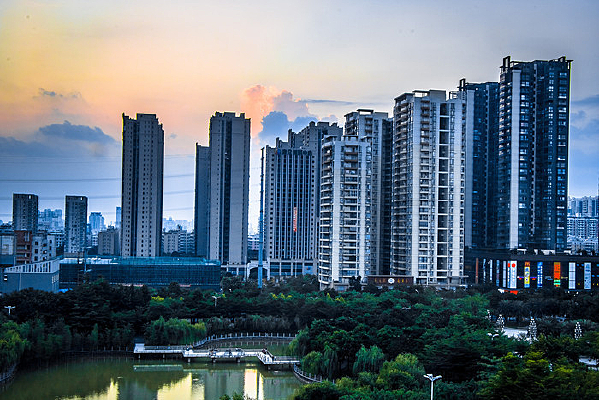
[1,0,598,230]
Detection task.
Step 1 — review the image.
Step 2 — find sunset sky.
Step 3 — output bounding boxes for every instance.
[1,0,598,228]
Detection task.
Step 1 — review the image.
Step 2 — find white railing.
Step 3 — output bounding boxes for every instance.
[191,332,296,348]
[0,364,16,384]
[293,364,325,383]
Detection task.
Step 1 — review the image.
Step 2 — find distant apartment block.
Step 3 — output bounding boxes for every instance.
[65,195,87,254]
[13,193,38,232]
[195,112,250,265]
[121,113,164,257]
[89,212,105,234]
[391,90,466,286]
[115,206,121,229]
[14,230,56,265]
[38,209,63,232]
[569,196,598,217]
[98,227,120,256]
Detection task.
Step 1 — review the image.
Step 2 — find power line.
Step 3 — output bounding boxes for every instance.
[0,173,194,183]
[0,190,194,201]
[0,153,194,160]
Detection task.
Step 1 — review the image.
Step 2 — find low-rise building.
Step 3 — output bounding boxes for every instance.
[59,256,220,290]
[1,258,61,293]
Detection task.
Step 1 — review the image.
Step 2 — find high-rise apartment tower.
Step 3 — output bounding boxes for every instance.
[121,113,164,257]
[460,80,500,249]
[195,112,250,265]
[496,56,571,251]
[65,195,88,254]
[262,122,342,277]
[12,193,38,232]
[391,90,465,286]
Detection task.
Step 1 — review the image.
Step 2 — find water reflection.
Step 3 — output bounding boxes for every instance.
[0,359,301,400]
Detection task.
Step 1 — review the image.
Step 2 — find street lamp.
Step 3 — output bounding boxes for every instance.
[4,306,15,315]
[211,295,218,307]
[423,373,441,400]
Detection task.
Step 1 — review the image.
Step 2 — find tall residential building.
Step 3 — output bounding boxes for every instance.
[89,212,105,233]
[344,110,393,275]
[121,113,164,257]
[319,127,370,287]
[460,80,500,249]
[195,112,250,265]
[13,193,38,232]
[65,195,88,254]
[497,56,571,251]
[194,144,211,258]
[391,90,466,286]
[261,122,342,278]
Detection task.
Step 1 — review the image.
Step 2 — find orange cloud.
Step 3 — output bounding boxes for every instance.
[240,85,314,137]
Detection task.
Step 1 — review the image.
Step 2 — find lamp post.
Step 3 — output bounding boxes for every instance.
[423,373,441,400]
[4,306,15,315]
[211,295,218,307]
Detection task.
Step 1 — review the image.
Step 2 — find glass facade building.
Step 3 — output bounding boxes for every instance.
[59,257,220,290]
[497,56,571,251]
[461,80,500,249]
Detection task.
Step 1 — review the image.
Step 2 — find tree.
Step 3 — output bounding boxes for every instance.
[353,345,385,375]
[376,353,425,392]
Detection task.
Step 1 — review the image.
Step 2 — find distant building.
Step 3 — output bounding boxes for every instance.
[38,209,63,232]
[162,229,180,255]
[391,90,466,287]
[115,206,121,229]
[65,196,88,254]
[178,230,195,255]
[15,230,33,265]
[98,227,120,256]
[163,228,195,256]
[569,196,598,217]
[13,230,55,265]
[13,193,38,232]
[195,112,250,265]
[89,212,105,234]
[121,113,164,257]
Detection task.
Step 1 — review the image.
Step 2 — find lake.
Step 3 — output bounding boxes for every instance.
[0,358,303,400]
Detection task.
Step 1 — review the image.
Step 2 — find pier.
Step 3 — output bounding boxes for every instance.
[133,332,299,369]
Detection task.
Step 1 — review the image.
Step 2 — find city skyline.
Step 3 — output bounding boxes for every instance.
[1,1,599,225]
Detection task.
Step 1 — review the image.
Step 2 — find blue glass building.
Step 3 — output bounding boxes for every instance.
[497,56,571,251]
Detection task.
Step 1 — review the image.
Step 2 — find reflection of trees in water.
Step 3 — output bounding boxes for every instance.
[1,359,187,399]
[2,359,302,400]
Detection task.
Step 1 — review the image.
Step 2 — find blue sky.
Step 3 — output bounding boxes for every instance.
[0,0,598,227]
